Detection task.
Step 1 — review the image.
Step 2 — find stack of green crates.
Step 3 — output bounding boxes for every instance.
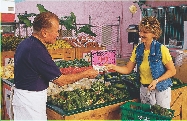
[120,102,174,120]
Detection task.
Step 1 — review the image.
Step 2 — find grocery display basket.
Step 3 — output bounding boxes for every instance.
[120,102,174,120]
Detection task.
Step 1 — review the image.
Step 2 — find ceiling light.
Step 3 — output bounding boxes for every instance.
[169,6,175,8]
[157,6,163,9]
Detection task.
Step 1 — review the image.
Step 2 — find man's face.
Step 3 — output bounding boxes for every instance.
[44,19,59,44]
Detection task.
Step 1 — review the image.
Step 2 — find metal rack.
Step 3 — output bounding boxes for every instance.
[88,16,121,57]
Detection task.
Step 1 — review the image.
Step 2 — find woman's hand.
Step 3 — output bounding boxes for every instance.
[148,80,158,91]
[104,64,115,71]
[105,61,136,74]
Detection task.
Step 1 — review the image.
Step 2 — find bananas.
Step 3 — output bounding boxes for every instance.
[45,40,73,50]
[1,64,14,79]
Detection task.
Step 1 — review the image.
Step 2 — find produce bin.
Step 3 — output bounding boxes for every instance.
[47,98,130,116]
[47,101,127,120]
[48,48,76,60]
[120,102,174,120]
[75,47,105,60]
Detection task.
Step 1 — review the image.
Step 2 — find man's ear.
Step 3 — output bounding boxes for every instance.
[41,29,47,37]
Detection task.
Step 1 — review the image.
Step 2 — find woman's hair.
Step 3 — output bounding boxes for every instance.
[139,16,162,40]
[33,11,59,32]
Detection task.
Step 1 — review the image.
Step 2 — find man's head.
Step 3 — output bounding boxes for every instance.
[139,16,162,40]
[33,12,59,44]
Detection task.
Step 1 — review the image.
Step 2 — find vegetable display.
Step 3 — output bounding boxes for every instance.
[151,104,174,117]
[121,102,174,120]
[1,64,14,79]
[47,80,130,111]
[171,77,184,87]
[96,71,140,98]
[45,39,73,49]
[129,103,173,118]
[2,36,24,51]
[55,59,90,68]
[55,59,92,74]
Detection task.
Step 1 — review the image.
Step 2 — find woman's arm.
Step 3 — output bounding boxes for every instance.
[148,60,176,90]
[156,60,176,82]
[105,60,136,74]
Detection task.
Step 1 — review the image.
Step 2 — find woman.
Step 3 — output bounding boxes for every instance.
[105,16,176,109]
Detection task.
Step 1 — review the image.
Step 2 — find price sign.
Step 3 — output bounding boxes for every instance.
[91,50,116,66]
[5,58,14,66]
[83,53,91,62]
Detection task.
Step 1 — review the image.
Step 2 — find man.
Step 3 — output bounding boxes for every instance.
[12,11,98,120]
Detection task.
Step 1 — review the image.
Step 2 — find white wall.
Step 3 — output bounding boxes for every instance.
[0,0,15,13]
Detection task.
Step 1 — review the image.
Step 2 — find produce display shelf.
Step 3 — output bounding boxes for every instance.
[46,98,132,116]
[2,78,187,120]
[2,79,14,86]
[120,102,174,120]
[2,78,187,92]
[171,83,187,90]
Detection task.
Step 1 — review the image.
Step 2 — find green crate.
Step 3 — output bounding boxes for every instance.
[120,102,174,120]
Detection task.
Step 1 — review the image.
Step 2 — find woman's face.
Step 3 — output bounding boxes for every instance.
[139,29,155,43]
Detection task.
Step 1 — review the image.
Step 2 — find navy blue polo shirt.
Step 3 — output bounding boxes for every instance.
[14,36,61,91]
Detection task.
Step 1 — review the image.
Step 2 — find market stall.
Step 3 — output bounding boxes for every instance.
[2,71,187,120]
[1,3,187,120]
[1,38,187,120]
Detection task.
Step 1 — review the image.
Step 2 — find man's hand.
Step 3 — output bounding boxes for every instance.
[54,68,99,87]
[83,69,99,79]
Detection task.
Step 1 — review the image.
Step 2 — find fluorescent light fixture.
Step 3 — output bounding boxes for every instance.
[147,8,152,10]
[169,6,175,8]
[158,7,163,9]
[181,5,187,8]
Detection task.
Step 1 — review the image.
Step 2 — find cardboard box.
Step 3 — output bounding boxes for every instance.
[174,50,187,83]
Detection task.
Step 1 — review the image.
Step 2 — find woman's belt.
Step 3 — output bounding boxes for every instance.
[141,84,150,87]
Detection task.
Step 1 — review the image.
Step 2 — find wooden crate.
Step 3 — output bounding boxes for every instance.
[48,48,76,60]
[47,101,126,120]
[75,47,106,60]
[46,86,187,120]
[46,99,138,120]
[171,86,187,120]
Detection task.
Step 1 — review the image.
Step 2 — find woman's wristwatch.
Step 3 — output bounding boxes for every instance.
[155,79,159,83]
